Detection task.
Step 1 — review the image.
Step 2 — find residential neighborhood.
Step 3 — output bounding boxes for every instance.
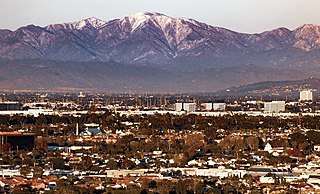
[0,91,318,193]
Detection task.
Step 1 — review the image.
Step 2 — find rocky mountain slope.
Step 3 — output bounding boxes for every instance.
[0,12,319,92]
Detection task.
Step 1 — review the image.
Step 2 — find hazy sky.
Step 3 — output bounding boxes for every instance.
[1,0,319,33]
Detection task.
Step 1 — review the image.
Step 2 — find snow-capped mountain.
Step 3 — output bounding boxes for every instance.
[0,12,319,92]
[1,12,319,64]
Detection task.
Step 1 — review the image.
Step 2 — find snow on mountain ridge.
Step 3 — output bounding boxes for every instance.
[72,17,107,29]
[125,12,176,32]
[1,12,320,65]
[118,12,214,50]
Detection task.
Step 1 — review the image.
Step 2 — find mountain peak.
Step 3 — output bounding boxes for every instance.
[299,23,319,29]
[72,17,107,29]
[293,24,320,51]
[260,27,291,37]
[126,12,171,23]
[123,12,174,32]
[295,24,320,34]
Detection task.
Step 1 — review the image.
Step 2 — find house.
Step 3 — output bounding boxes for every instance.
[0,132,35,151]
[259,176,275,184]
[264,143,272,152]
[207,160,215,167]
[314,144,320,151]
[81,127,103,136]
[187,159,207,167]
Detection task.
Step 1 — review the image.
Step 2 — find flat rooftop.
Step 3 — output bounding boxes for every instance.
[0,132,35,136]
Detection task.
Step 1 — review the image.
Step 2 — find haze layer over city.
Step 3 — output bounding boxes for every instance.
[0,0,320,193]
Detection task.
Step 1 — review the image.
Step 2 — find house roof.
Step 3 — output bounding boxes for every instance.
[87,128,102,135]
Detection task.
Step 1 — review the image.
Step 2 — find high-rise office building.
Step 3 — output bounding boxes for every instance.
[175,103,196,112]
[300,90,313,101]
[203,103,226,111]
[264,101,285,113]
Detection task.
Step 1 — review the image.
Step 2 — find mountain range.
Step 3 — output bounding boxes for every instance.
[0,12,319,92]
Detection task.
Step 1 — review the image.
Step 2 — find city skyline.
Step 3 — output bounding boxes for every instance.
[1,0,320,33]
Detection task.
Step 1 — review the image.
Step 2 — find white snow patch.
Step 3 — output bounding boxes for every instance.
[72,17,107,29]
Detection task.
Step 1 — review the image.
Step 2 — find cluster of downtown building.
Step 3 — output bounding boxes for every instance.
[0,90,315,118]
[175,90,313,114]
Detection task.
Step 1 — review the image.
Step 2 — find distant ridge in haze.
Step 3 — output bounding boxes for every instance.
[0,12,319,92]
[219,77,320,97]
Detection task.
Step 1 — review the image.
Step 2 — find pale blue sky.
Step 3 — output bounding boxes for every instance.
[1,0,319,33]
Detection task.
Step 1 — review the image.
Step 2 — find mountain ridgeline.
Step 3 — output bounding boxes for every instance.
[0,12,319,92]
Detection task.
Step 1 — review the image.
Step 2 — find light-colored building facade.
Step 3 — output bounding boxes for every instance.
[300,90,313,101]
[264,101,285,113]
[175,103,196,112]
[213,103,226,111]
[203,103,226,111]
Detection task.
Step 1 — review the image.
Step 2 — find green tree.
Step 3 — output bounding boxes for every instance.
[245,136,259,151]
[307,130,320,145]
[49,158,65,169]
[33,166,43,178]
[81,156,92,170]
[176,179,187,194]
[148,180,157,189]
[20,166,32,177]
[290,132,308,150]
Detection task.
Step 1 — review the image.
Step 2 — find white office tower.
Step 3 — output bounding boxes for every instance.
[175,103,183,111]
[203,103,213,110]
[213,103,226,111]
[264,101,285,113]
[203,103,226,111]
[175,103,196,112]
[300,90,313,101]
